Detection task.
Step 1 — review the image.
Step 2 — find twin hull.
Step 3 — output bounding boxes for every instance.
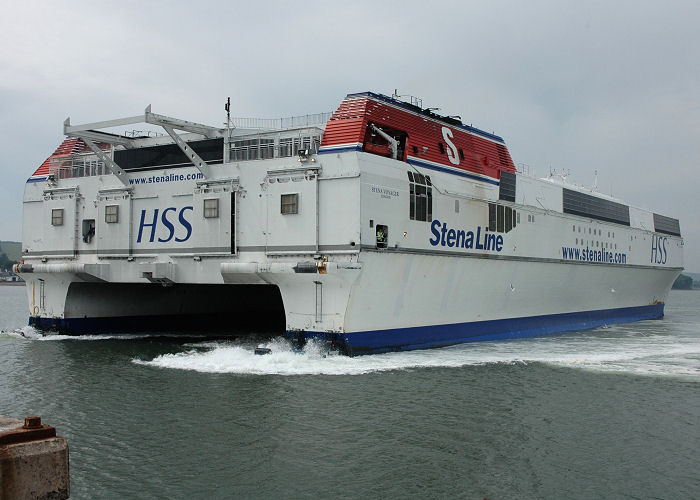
[20,150,682,355]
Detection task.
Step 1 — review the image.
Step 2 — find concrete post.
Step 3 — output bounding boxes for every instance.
[0,416,69,499]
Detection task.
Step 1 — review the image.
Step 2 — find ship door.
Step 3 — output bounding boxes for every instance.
[231,191,236,254]
[376,224,388,249]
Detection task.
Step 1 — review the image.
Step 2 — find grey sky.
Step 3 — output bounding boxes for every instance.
[1,0,698,270]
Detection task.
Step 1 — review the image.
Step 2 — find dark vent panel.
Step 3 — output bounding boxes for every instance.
[115,138,224,171]
[562,189,630,226]
[653,213,681,236]
[499,171,516,202]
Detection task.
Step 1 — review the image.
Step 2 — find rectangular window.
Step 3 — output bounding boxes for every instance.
[281,193,299,214]
[505,206,512,233]
[489,204,516,233]
[51,208,64,226]
[407,172,432,221]
[279,138,293,157]
[497,205,505,233]
[260,138,274,159]
[204,198,219,218]
[105,205,119,223]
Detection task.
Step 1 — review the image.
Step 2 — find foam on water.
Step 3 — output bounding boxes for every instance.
[0,326,213,342]
[133,328,700,378]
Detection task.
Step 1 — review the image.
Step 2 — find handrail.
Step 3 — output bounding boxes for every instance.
[230,112,332,130]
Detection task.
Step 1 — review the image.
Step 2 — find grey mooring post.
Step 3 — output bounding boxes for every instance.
[0,416,70,499]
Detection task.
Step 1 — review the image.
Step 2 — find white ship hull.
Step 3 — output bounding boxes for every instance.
[17,94,683,354]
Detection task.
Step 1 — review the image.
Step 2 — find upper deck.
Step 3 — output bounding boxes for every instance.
[25,91,681,241]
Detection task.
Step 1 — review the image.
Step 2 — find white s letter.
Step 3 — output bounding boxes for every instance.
[442,127,460,165]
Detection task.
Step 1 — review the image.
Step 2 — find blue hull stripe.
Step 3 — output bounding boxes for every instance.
[318,145,363,154]
[407,158,500,185]
[289,304,665,355]
[28,304,664,356]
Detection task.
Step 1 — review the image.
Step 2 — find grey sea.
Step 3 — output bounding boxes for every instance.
[1,285,699,499]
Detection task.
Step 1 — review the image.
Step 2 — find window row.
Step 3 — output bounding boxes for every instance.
[488,203,518,233]
[575,238,618,250]
[50,200,223,227]
[230,135,320,162]
[572,225,615,238]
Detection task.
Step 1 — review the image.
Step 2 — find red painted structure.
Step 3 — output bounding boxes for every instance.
[31,138,108,178]
[320,92,516,182]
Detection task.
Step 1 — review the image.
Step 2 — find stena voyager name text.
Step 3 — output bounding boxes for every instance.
[429,219,503,252]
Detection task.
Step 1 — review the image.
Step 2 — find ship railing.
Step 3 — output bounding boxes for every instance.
[49,153,111,179]
[229,133,322,162]
[230,112,332,130]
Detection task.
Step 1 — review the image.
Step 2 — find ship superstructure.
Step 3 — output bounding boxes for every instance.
[17,92,683,354]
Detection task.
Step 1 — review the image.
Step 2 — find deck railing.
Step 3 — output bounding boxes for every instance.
[230,112,332,130]
[49,154,109,179]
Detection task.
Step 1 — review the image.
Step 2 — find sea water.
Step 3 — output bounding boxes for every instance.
[1,285,698,499]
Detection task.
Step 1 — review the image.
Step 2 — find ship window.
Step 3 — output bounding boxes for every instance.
[412,146,418,155]
[438,142,445,154]
[497,205,505,232]
[407,172,432,222]
[455,200,459,213]
[105,205,119,223]
[489,204,517,233]
[459,148,465,160]
[279,138,293,157]
[505,207,512,232]
[51,208,64,226]
[281,193,299,215]
[204,198,219,218]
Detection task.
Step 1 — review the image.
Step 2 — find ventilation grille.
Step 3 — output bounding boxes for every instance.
[563,189,630,226]
[653,213,681,236]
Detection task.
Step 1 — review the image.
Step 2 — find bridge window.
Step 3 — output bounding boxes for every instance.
[105,205,119,223]
[51,208,64,226]
[408,172,432,222]
[281,193,299,215]
[204,198,219,218]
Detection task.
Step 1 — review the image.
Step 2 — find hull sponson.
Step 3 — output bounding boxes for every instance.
[290,303,665,356]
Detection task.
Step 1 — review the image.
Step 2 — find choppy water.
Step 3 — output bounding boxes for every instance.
[1,285,699,499]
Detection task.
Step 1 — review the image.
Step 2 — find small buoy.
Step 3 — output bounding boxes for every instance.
[254,347,272,355]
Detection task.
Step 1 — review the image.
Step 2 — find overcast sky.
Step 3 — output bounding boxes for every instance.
[1,0,698,270]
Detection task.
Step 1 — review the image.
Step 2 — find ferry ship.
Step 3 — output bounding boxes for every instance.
[16,91,683,354]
